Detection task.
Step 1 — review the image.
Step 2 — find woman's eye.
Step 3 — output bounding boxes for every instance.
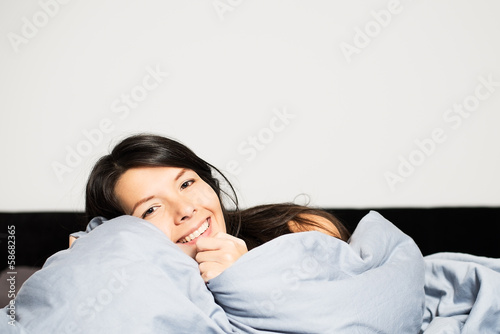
[181,179,194,190]
[142,206,159,218]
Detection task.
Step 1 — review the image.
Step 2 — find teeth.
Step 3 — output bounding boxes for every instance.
[180,221,209,243]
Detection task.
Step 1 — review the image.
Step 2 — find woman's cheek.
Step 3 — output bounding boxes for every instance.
[149,215,174,239]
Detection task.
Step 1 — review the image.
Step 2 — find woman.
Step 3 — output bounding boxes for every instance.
[84,133,351,281]
[19,133,476,333]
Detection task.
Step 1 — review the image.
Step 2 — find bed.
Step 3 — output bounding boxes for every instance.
[1,208,499,333]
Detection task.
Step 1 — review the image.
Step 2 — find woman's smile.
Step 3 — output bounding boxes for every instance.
[177,217,211,244]
[114,166,226,258]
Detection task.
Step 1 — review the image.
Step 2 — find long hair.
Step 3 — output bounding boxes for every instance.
[85,134,350,248]
[237,203,351,250]
[85,133,241,236]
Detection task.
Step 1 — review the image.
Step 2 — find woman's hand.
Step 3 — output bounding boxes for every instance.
[69,235,77,247]
[195,232,248,283]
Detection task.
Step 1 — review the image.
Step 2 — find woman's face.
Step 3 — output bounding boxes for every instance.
[114,166,226,258]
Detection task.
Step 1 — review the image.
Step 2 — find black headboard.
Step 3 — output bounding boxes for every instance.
[1,207,499,271]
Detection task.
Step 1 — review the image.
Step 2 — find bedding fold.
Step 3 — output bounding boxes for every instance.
[421,252,500,334]
[1,216,233,334]
[2,211,499,333]
[208,210,427,333]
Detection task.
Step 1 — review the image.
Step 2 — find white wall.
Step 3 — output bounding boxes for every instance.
[1,0,499,211]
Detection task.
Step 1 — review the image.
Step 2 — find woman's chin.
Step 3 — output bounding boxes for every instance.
[177,243,197,259]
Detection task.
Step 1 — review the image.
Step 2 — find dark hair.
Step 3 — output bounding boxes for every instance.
[85,133,350,248]
[237,203,351,250]
[85,133,241,236]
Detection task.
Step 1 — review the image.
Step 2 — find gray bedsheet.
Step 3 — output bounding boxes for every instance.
[2,211,499,333]
[422,252,500,333]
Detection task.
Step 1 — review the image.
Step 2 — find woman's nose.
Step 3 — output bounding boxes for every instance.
[174,200,196,225]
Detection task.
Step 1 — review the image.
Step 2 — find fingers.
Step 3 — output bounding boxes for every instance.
[195,232,246,252]
[195,249,240,265]
[195,232,248,283]
[195,234,247,265]
[69,235,77,247]
[215,232,248,248]
[198,261,226,282]
[195,233,224,252]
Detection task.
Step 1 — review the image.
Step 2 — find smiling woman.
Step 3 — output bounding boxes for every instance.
[6,133,500,333]
[114,166,228,259]
[83,133,350,281]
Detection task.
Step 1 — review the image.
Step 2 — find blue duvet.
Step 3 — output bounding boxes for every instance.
[2,211,499,333]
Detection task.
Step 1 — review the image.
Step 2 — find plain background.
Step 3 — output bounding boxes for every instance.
[1,0,499,211]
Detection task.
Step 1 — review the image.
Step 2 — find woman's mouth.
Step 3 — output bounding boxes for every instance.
[178,219,210,244]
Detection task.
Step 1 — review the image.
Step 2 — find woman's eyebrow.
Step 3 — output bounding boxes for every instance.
[130,169,188,216]
[130,195,155,216]
[174,168,187,182]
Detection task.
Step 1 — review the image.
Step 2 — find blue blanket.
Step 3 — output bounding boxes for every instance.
[2,211,499,333]
[421,252,500,333]
[208,211,426,333]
